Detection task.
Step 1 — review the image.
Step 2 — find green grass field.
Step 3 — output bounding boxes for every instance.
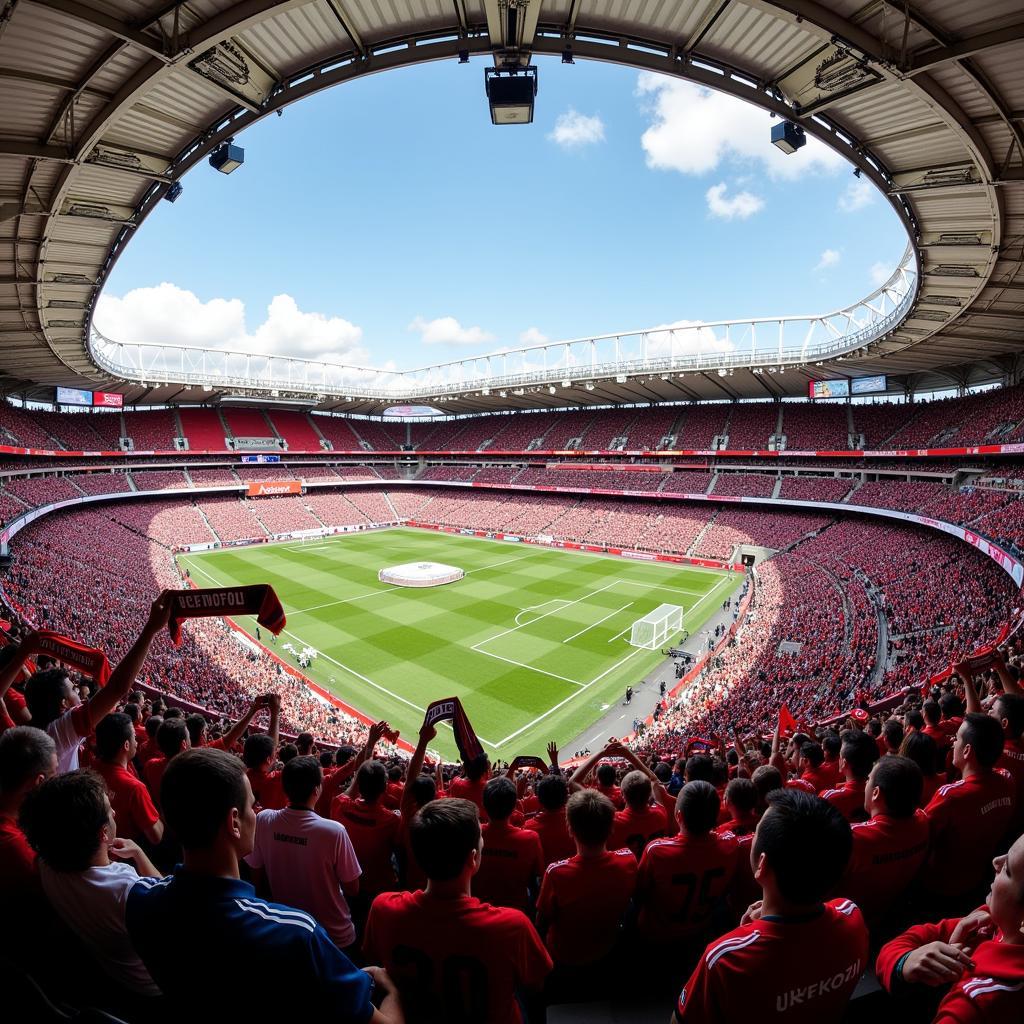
[177,528,740,759]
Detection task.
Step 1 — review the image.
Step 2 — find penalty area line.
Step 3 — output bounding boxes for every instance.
[562,602,633,644]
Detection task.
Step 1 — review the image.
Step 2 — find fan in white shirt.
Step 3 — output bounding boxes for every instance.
[247,755,361,948]
[19,767,163,997]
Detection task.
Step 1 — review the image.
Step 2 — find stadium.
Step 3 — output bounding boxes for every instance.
[1,1,1023,1022]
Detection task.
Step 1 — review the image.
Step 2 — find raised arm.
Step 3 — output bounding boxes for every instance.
[87,593,173,727]
[957,667,983,716]
[266,693,281,753]
[220,695,269,751]
[0,643,32,702]
[400,722,436,818]
[994,654,1022,696]
[345,721,386,798]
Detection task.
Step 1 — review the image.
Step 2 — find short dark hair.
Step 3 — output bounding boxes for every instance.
[724,777,757,815]
[335,745,357,766]
[409,798,480,881]
[156,718,189,759]
[962,712,1004,769]
[996,693,1024,740]
[821,731,841,759]
[356,760,388,801]
[841,729,879,780]
[621,770,652,810]
[319,752,335,769]
[282,756,322,804]
[408,775,436,807]
[463,754,489,782]
[243,733,276,770]
[940,693,964,719]
[123,704,140,725]
[296,732,315,754]
[24,669,72,728]
[0,725,56,792]
[163,707,184,721]
[566,789,614,845]
[185,714,208,746]
[94,713,133,761]
[536,773,568,811]
[871,756,923,818]
[923,700,941,725]
[800,743,824,768]
[751,765,783,807]
[753,790,852,905]
[678,780,720,836]
[161,748,248,850]
[144,715,163,739]
[684,755,714,783]
[882,719,904,749]
[482,776,517,821]
[20,769,108,872]
[278,743,298,765]
[904,709,924,731]
[596,763,617,787]
[901,731,939,778]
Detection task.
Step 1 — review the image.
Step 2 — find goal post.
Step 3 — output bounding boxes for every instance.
[628,604,685,650]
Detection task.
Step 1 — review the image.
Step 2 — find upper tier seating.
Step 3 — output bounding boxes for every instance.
[268,410,323,450]
[310,415,364,451]
[123,409,180,450]
[676,404,729,448]
[782,401,848,449]
[711,472,776,497]
[725,403,777,449]
[223,408,274,440]
[178,408,227,450]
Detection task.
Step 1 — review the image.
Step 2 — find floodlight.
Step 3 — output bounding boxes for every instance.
[548,386,556,394]
[562,49,574,64]
[164,182,183,203]
[458,50,470,64]
[770,120,805,155]
[615,375,627,383]
[585,382,594,391]
[209,142,244,174]
[561,380,571,388]
[485,66,538,125]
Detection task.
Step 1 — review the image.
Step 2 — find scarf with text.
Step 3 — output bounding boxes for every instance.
[424,697,485,764]
[23,630,111,685]
[167,585,286,646]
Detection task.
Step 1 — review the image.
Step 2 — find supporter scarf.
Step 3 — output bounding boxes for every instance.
[928,641,1001,691]
[778,704,798,737]
[423,697,484,763]
[166,585,286,646]
[22,630,111,685]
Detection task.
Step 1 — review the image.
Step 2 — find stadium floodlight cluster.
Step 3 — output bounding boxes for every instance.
[629,603,684,650]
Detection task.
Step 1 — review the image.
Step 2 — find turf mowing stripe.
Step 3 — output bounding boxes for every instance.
[471,650,585,688]
[562,602,634,644]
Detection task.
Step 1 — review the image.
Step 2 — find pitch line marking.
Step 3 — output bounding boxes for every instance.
[515,599,571,626]
[180,558,501,750]
[474,650,585,688]
[607,624,632,644]
[472,580,619,650]
[562,602,634,644]
[464,554,531,574]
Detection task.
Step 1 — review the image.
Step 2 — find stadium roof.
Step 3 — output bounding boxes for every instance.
[1,0,1022,414]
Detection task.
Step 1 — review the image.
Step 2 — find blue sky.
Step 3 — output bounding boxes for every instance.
[97,56,907,370]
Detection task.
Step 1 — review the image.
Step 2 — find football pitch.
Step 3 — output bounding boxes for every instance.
[177,528,740,759]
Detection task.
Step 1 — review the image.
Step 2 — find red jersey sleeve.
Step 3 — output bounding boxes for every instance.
[536,865,557,926]
[129,778,161,832]
[676,950,719,1022]
[513,916,554,990]
[876,918,957,991]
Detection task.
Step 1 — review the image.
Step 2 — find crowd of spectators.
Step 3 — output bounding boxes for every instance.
[710,472,777,497]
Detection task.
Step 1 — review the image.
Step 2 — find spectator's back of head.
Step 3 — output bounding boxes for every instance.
[536,773,568,812]
[144,715,163,740]
[566,789,614,846]
[841,729,879,780]
[940,693,964,720]
[753,790,852,907]
[296,732,315,755]
[923,700,941,726]
[869,756,922,818]
[94,712,133,762]
[156,718,189,759]
[356,760,388,802]
[960,712,1005,769]
[242,733,275,770]
[278,743,298,765]
[319,752,334,770]
[724,777,757,816]
[684,755,714,784]
[336,744,357,766]
[596,763,617,787]
[621,770,652,810]
[161,748,250,850]
[0,725,56,795]
[904,709,924,732]
[751,765,783,809]
[900,731,939,777]
[409,798,480,881]
[19,769,108,871]
[882,719,904,751]
[678,780,720,836]
[822,731,841,760]
[800,743,824,769]
[482,776,516,822]
[282,756,322,805]
[408,774,436,808]
[463,754,489,782]
[24,669,74,729]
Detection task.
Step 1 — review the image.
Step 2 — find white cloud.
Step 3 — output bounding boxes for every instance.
[644,319,735,357]
[408,315,496,347]
[519,326,548,346]
[838,178,876,212]
[870,261,894,287]
[815,248,841,271]
[705,182,765,220]
[636,73,845,181]
[94,283,365,363]
[548,108,605,148]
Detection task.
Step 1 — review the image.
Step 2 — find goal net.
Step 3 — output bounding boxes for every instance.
[628,604,684,650]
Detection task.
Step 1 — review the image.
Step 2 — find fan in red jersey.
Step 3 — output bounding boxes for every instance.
[673,789,868,1024]
[475,777,544,913]
[364,798,551,1024]
[820,729,878,823]
[877,832,1024,1024]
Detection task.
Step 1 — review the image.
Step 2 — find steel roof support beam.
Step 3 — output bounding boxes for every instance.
[907,22,1024,75]
[23,0,169,60]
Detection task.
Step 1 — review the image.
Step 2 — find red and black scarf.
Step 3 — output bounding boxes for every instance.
[166,585,286,646]
[23,630,111,685]
[424,697,484,763]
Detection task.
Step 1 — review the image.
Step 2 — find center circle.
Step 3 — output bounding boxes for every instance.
[378,561,466,588]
